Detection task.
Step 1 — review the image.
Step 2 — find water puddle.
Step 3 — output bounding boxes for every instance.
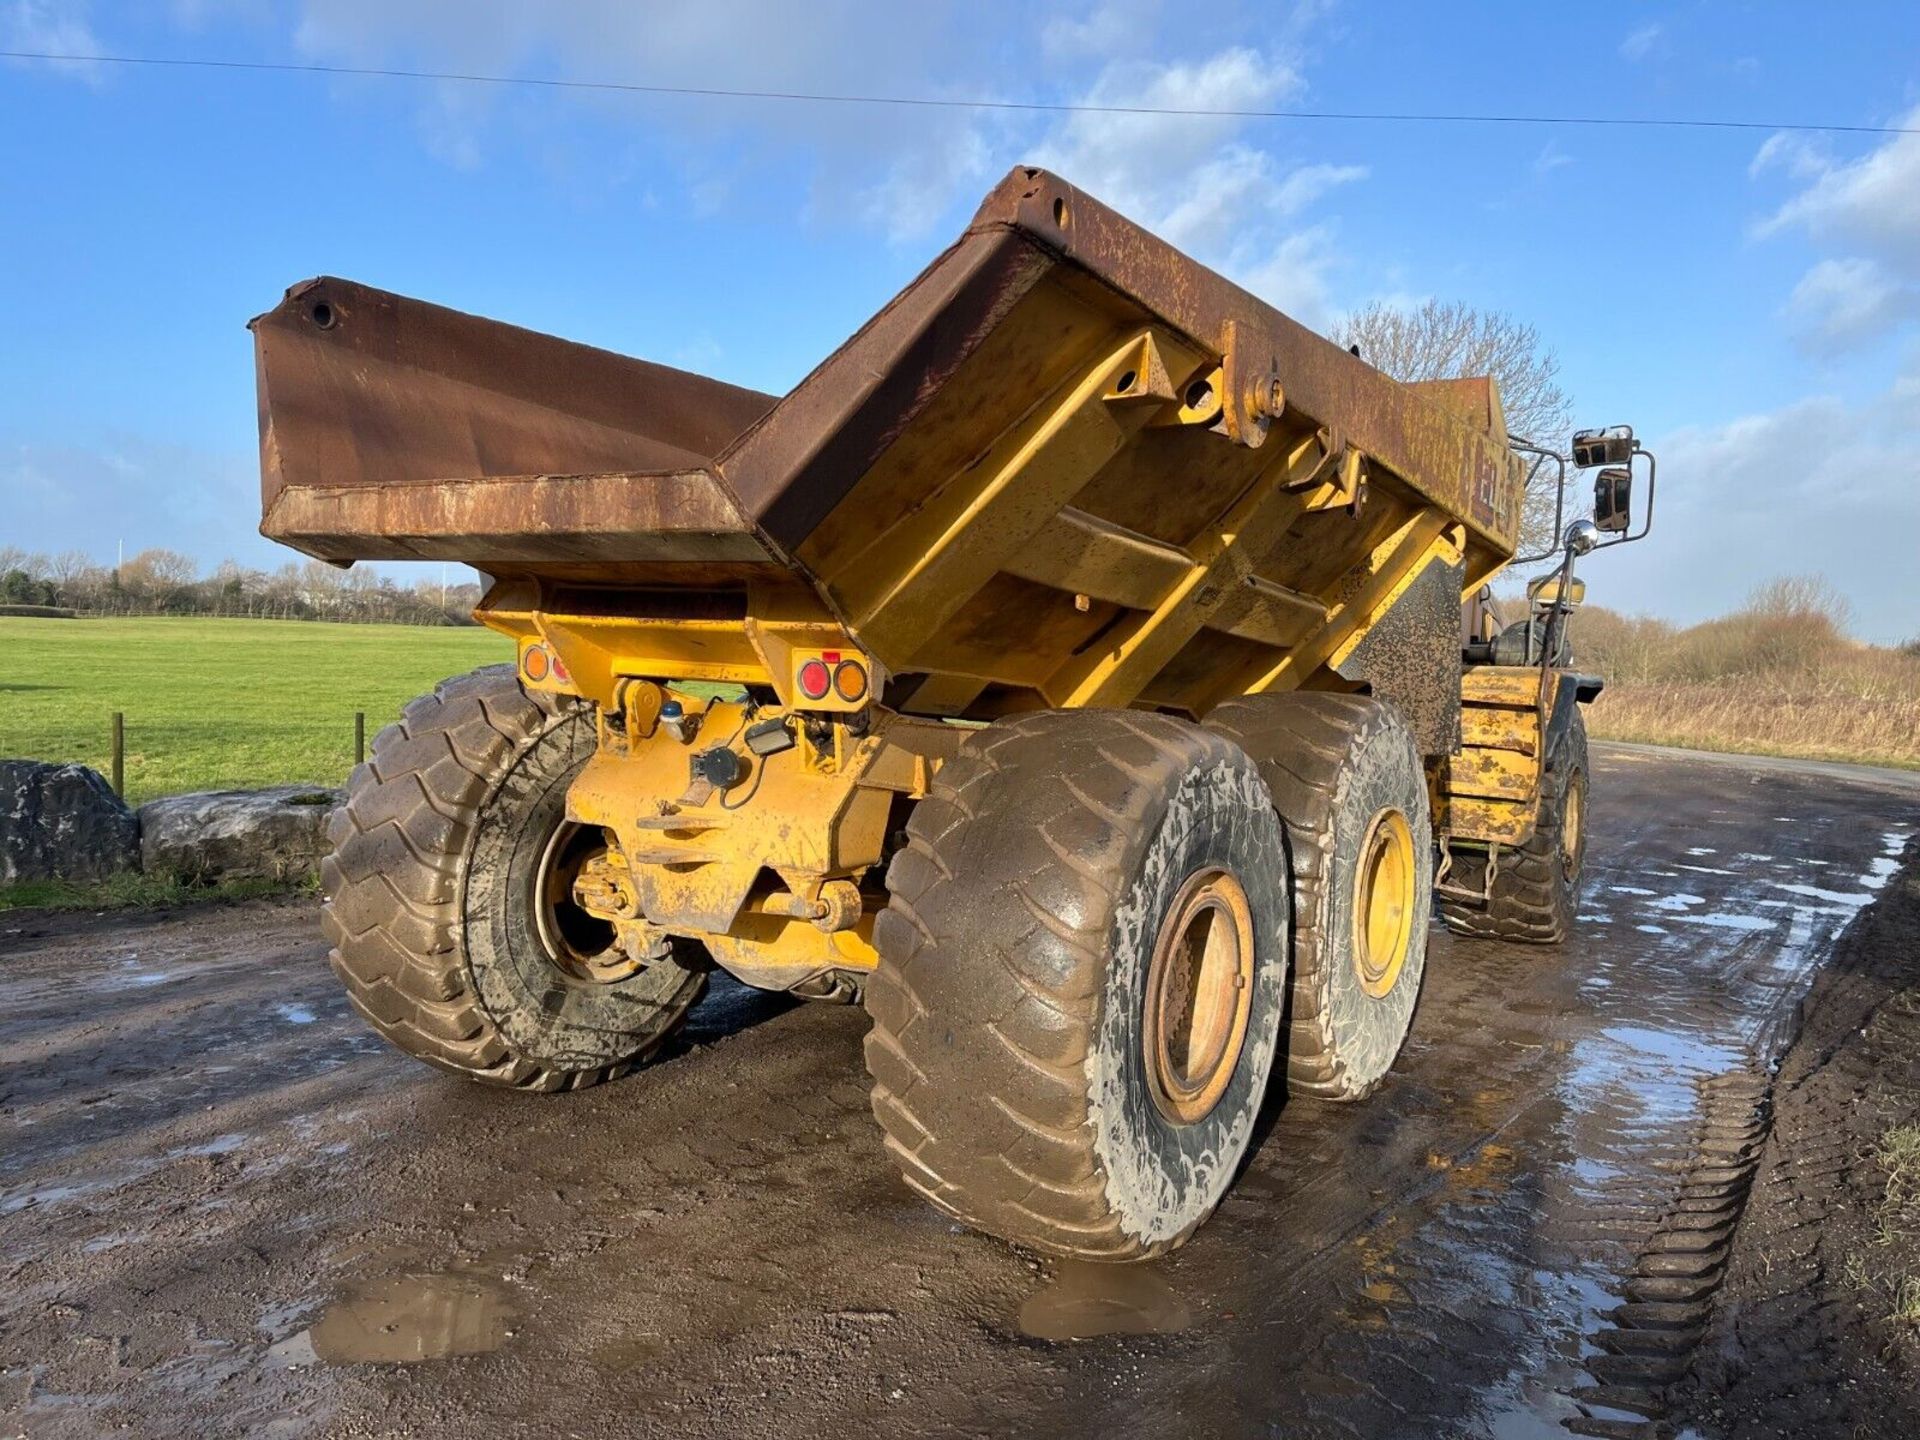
[96,956,182,991]
[266,1271,515,1367]
[1017,1261,1191,1341]
[168,1133,248,1159]
[1770,882,1874,908]
[1670,910,1775,933]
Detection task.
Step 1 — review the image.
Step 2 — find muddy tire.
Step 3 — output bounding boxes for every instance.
[1439,707,1589,944]
[1205,693,1431,1103]
[863,710,1289,1261]
[323,664,705,1091]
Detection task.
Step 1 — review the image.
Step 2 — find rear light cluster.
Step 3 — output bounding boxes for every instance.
[521,642,570,686]
[794,650,869,708]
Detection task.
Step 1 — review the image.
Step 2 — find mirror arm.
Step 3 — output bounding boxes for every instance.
[1507,438,1569,567]
[1536,530,1587,681]
[1626,449,1656,543]
[1598,447,1658,551]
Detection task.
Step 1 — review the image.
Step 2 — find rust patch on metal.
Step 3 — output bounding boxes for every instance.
[251,277,773,530]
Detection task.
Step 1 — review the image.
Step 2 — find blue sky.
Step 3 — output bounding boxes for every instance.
[4,1,1918,640]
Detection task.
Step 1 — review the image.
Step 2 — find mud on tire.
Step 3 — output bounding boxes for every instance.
[863,710,1289,1261]
[1206,693,1432,1103]
[323,664,705,1091]
[1439,707,1589,944]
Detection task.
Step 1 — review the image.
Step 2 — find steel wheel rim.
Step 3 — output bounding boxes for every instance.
[1561,777,1585,881]
[532,821,632,983]
[1353,808,1415,1000]
[1143,867,1256,1125]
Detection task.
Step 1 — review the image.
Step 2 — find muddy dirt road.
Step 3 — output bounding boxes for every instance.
[3,743,1917,1439]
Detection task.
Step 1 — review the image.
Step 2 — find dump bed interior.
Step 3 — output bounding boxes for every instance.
[255,167,1524,723]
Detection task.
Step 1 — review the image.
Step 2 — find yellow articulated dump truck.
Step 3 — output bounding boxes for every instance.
[253,167,1655,1260]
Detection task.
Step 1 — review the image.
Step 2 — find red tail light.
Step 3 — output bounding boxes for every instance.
[798,658,832,700]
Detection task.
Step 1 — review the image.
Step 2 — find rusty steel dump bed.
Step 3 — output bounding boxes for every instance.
[255,166,1524,730]
[261,167,1640,1268]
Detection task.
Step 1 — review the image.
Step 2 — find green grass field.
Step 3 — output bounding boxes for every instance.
[0,617,509,804]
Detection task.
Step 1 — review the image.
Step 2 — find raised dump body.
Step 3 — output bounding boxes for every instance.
[257,168,1522,738]
[255,167,1649,1262]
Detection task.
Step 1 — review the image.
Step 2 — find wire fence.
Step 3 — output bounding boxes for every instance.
[49,711,373,807]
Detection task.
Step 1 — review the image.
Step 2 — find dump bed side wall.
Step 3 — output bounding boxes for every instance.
[717,230,1055,556]
[253,277,777,562]
[707,171,1519,738]
[971,172,1524,557]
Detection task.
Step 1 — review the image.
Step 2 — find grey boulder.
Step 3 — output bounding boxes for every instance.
[0,760,141,884]
[139,785,343,882]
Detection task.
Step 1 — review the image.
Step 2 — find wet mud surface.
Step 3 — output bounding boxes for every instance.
[1679,828,1920,1439]
[3,743,1918,1439]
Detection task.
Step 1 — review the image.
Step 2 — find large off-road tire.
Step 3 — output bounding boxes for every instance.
[863,710,1289,1261]
[1205,693,1432,1103]
[1439,707,1589,943]
[323,664,706,1091]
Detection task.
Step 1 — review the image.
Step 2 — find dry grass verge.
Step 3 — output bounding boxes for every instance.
[1533,575,1920,771]
[1589,681,1920,771]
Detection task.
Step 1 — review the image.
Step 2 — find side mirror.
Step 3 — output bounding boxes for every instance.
[1594,467,1632,533]
[1571,425,1636,468]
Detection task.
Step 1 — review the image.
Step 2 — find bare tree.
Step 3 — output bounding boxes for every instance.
[1335,300,1574,554]
[0,543,479,624]
[1746,574,1852,630]
[117,547,201,610]
[46,550,93,587]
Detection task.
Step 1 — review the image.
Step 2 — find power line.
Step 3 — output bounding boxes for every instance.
[3,48,1915,137]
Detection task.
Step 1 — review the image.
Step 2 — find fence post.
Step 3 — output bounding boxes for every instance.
[111,711,124,798]
[354,711,366,767]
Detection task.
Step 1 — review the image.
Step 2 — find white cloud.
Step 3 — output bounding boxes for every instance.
[277,7,1373,314]
[1040,0,1161,62]
[286,0,1009,221]
[1619,22,1664,62]
[1272,161,1369,215]
[856,117,1001,244]
[1028,48,1298,221]
[1234,226,1347,329]
[1748,132,1828,182]
[1603,361,1920,643]
[1753,106,1920,354]
[1025,47,1363,323]
[1784,258,1920,351]
[2,0,103,83]
[254,3,1375,307]
[1754,105,1920,264]
[1533,141,1574,177]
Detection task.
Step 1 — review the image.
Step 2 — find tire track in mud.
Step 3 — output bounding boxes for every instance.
[1557,826,1920,1437]
[1568,1071,1770,1434]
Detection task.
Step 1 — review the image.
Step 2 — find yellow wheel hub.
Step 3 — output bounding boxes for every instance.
[534,822,638,983]
[1143,868,1256,1126]
[1353,808,1415,1000]
[1560,779,1585,881]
